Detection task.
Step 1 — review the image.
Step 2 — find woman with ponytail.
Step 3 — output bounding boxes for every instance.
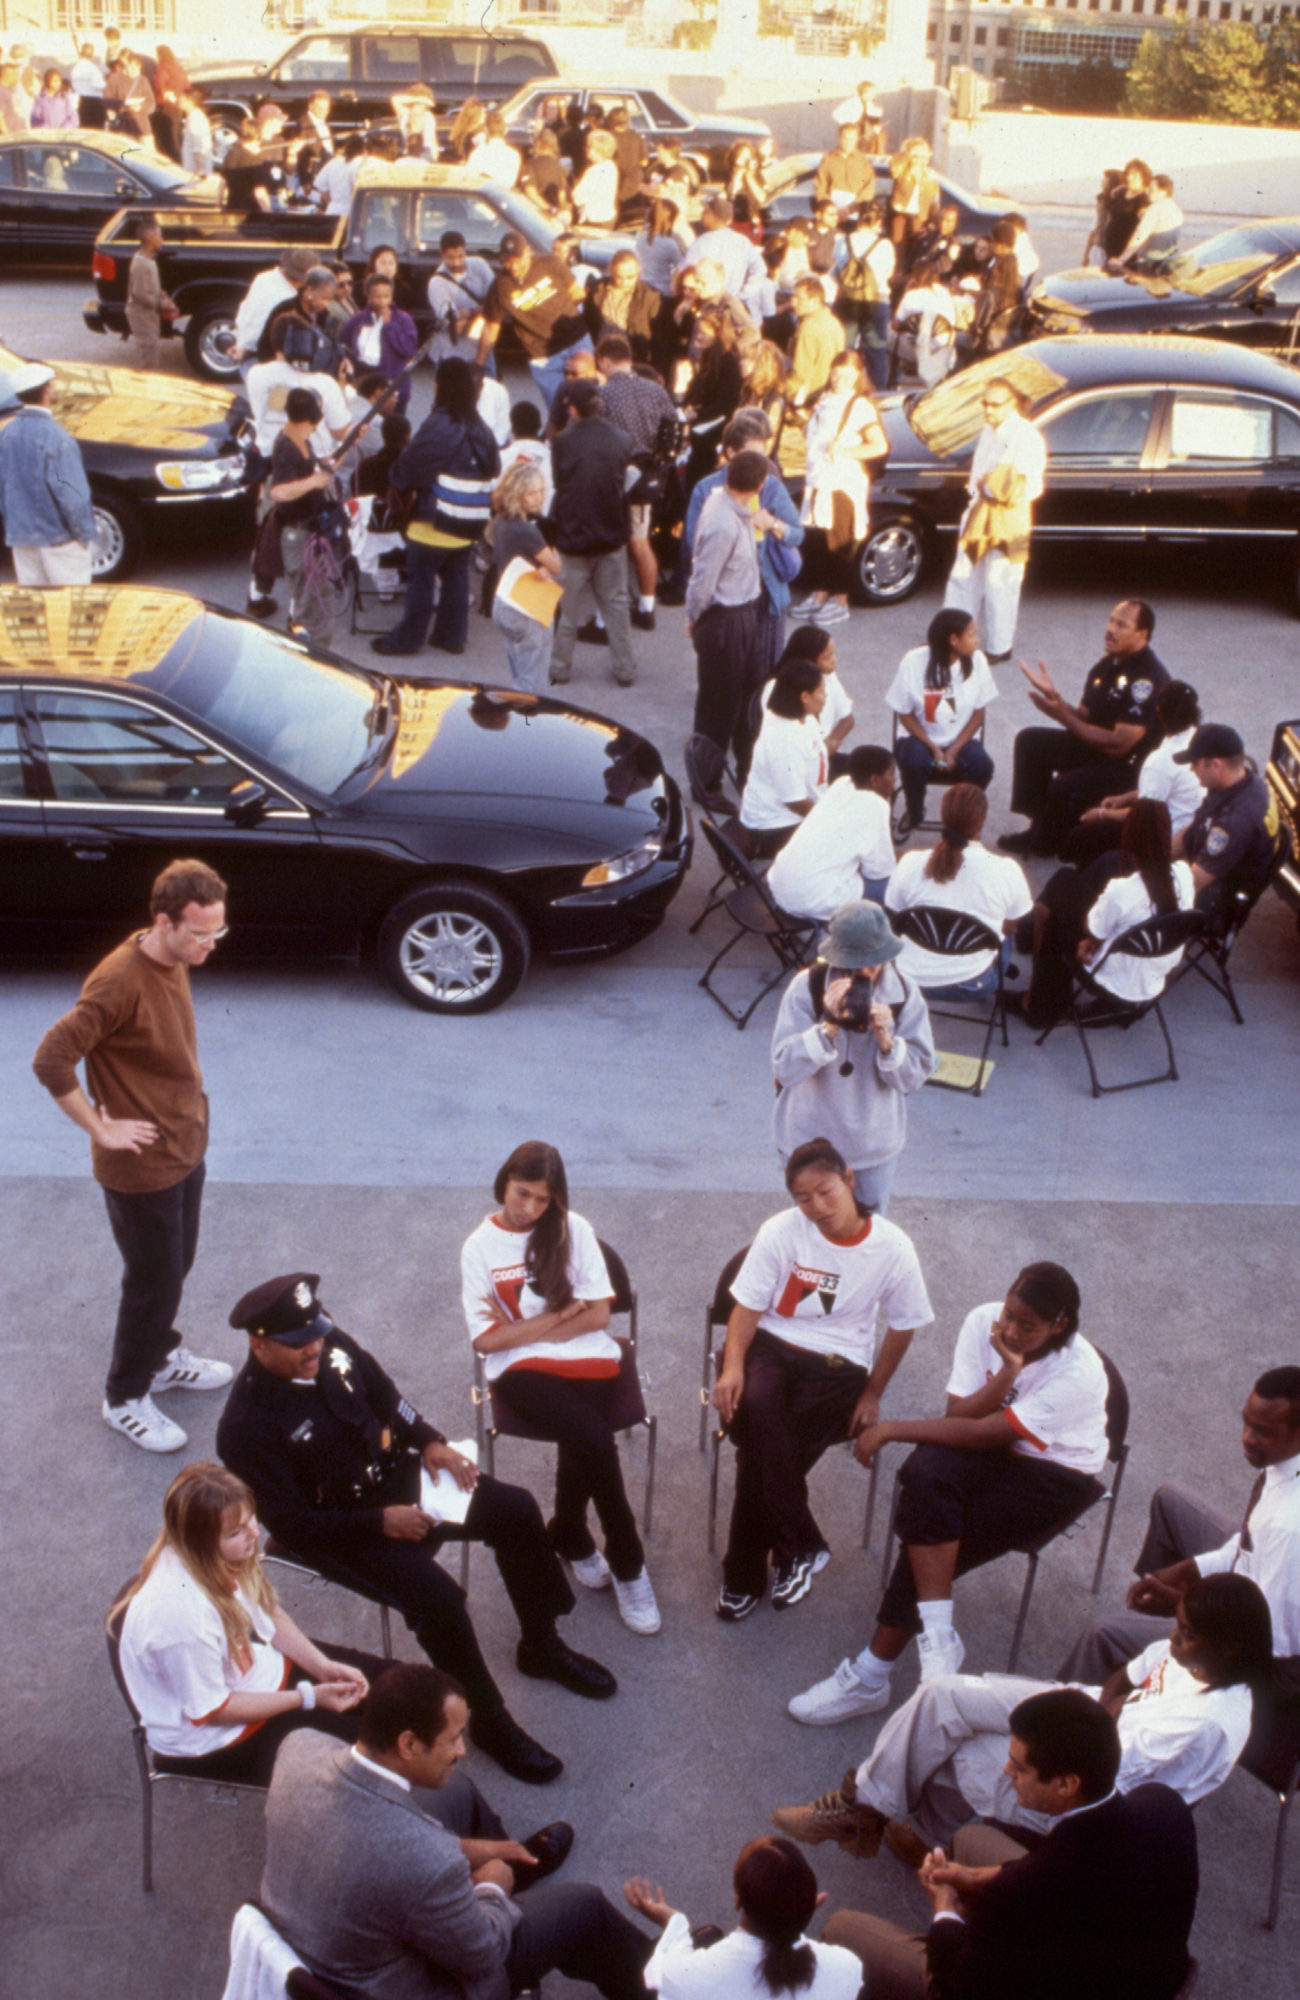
[462,1141,661,1635]
[626,1834,862,1996]
[886,608,997,833]
[885,782,1031,996]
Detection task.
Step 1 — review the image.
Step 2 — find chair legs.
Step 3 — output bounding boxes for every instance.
[643,1414,658,1534]
[708,1439,880,1557]
[1265,1759,1300,1930]
[134,1724,154,1893]
[698,924,800,1030]
[1006,1552,1039,1673]
[1038,996,1179,1098]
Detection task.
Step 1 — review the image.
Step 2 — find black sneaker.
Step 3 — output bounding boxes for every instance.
[516,1632,617,1700]
[246,595,277,620]
[577,619,609,645]
[469,1710,563,1785]
[715,1584,762,1622]
[630,606,656,631]
[772,1553,817,1609]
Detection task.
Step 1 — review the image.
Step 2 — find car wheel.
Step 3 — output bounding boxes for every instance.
[378,880,531,1015]
[88,491,142,581]
[855,518,927,605]
[184,304,242,382]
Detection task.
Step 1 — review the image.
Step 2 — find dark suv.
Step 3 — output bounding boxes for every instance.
[189,25,558,151]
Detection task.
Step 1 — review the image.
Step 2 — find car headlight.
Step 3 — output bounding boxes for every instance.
[580,832,663,887]
[156,458,244,491]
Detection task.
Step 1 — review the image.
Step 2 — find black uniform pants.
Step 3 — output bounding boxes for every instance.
[723,1330,867,1597]
[150,1641,388,1785]
[492,1371,645,1581]
[289,1475,574,1720]
[102,1158,205,1404]
[692,599,760,781]
[1009,727,1135,857]
[878,1443,1095,1634]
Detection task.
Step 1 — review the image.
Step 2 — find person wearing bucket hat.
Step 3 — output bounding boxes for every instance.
[1172,723,1279,902]
[0,359,97,584]
[770,900,935,1217]
[231,245,322,375]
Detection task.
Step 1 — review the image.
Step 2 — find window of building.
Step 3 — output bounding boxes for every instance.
[974,24,988,41]
[949,22,962,39]
[997,26,1011,43]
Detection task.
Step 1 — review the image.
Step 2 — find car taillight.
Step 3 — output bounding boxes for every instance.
[93,251,116,282]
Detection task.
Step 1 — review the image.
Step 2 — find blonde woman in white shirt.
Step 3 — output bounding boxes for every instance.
[886,783,1031,998]
[741,658,829,858]
[462,1140,660,1636]
[112,1462,377,1784]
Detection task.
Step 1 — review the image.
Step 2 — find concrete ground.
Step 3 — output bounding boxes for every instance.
[2,267,1299,1998]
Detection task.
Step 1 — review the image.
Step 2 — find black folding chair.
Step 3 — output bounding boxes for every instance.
[685,734,754,937]
[1034,908,1204,1097]
[472,1238,657,1532]
[889,713,987,843]
[1167,823,1291,1025]
[696,816,819,1029]
[877,1347,1130,1672]
[891,903,1008,1096]
[1237,1692,1300,1929]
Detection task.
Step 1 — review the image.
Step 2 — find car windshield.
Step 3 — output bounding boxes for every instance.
[492,182,562,251]
[120,146,197,190]
[146,614,381,794]
[908,350,1069,457]
[1123,226,1293,299]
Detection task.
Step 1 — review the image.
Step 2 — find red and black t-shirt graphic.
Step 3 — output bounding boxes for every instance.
[776,1264,841,1319]
[493,1262,538,1322]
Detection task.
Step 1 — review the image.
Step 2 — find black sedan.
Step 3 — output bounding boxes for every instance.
[497,83,771,182]
[0,131,219,266]
[0,587,689,1013]
[0,343,254,579]
[1027,221,1300,361]
[761,152,1010,242]
[856,336,1300,609]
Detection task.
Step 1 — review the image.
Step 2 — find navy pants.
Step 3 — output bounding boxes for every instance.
[384,538,471,651]
[493,1370,645,1581]
[894,733,995,824]
[102,1159,205,1404]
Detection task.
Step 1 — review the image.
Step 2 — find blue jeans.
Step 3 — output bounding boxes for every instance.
[493,594,552,693]
[529,335,594,410]
[895,733,995,823]
[384,538,471,651]
[920,938,1012,1001]
[857,301,892,391]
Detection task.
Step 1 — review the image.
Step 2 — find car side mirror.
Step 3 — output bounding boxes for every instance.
[225,778,271,826]
[115,179,136,199]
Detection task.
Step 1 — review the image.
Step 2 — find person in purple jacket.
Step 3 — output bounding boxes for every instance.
[340,274,419,411]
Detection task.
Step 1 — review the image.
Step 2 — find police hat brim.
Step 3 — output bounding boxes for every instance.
[264,1305,333,1347]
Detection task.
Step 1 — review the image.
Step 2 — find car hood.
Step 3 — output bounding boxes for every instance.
[342,681,674,834]
[0,344,243,449]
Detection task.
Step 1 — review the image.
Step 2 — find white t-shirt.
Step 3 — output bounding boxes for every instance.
[1087,862,1195,1003]
[247,360,350,457]
[646,1913,863,2000]
[732,1206,932,1367]
[468,136,521,188]
[742,713,827,832]
[477,374,513,448]
[461,1209,619,1384]
[1136,727,1204,836]
[886,645,998,749]
[1114,1636,1252,1803]
[498,437,554,512]
[768,776,895,920]
[572,158,619,225]
[886,842,1031,985]
[946,1301,1108,1476]
[313,151,360,216]
[119,1545,285,1757]
[764,669,853,746]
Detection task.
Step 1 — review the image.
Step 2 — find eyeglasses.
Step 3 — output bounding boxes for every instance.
[180,924,228,943]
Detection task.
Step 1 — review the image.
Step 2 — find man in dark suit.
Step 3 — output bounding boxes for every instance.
[217,1273,617,1786]
[263,1664,654,2000]
[823,1687,1198,2000]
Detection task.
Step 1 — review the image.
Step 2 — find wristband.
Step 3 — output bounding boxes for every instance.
[299,1682,317,1710]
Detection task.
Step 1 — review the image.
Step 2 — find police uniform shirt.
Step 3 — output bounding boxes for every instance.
[216,1329,443,1553]
[1182,770,1277,880]
[945,1301,1109,1476]
[731,1207,933,1370]
[1077,646,1169,757]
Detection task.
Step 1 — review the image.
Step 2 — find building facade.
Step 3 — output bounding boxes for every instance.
[925,0,1294,86]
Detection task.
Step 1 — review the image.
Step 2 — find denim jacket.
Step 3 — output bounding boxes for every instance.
[0,407,96,549]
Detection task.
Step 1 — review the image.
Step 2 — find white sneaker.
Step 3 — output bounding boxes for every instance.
[788,1658,892,1725]
[568,1550,613,1591]
[613,1568,661,1635]
[917,1627,966,1683]
[151,1346,234,1392]
[103,1395,187,1453]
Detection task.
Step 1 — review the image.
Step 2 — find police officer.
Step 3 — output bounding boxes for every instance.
[998,600,1169,858]
[216,1273,617,1786]
[1173,722,1280,908]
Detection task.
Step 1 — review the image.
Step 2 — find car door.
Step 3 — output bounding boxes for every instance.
[17,142,133,261]
[1032,387,1161,544]
[27,685,329,956]
[1143,387,1300,547]
[0,146,21,259]
[0,688,53,942]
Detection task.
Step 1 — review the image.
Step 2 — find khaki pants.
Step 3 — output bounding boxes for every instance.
[13,542,94,586]
[126,307,161,370]
[823,1824,1027,2000]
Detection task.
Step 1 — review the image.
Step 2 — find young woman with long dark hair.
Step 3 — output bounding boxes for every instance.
[462,1141,660,1635]
[886,606,998,831]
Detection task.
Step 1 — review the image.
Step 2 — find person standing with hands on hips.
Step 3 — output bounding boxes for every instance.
[944,378,1046,665]
[32,859,233,1453]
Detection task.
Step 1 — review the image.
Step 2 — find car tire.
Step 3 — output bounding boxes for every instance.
[378,880,531,1014]
[854,518,928,605]
[185,303,242,383]
[88,490,143,582]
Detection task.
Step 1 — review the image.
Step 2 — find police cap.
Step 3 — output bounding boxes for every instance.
[229,1272,332,1345]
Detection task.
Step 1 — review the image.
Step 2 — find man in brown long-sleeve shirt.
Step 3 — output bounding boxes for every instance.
[32,858,233,1452]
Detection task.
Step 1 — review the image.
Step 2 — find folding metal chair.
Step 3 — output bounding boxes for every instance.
[471,1237,657,1532]
[891,902,1009,1096]
[1237,1694,1300,1929]
[1167,823,1291,1025]
[876,1346,1130,1672]
[1035,908,1204,1097]
[696,816,819,1029]
[259,1541,401,1657]
[889,712,987,843]
[684,733,756,938]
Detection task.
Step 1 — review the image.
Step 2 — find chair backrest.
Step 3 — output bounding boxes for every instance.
[1105,908,1204,962]
[699,813,759,896]
[892,902,1000,960]
[684,731,738,813]
[105,1582,145,1726]
[1091,1345,1130,1463]
[595,1236,635,1323]
[710,1246,750,1329]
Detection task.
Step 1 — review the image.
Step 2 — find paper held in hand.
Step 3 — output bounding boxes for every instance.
[419,1439,479,1527]
[496,554,564,627]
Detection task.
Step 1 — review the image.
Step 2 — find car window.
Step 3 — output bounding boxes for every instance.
[1168,394,1274,464]
[21,144,122,197]
[275,36,350,83]
[0,149,15,189]
[354,190,407,257]
[435,37,553,85]
[1039,391,1157,466]
[34,691,245,806]
[637,92,688,130]
[360,35,421,83]
[1265,260,1300,307]
[1277,406,1300,458]
[591,92,647,129]
[415,191,502,256]
[0,692,26,799]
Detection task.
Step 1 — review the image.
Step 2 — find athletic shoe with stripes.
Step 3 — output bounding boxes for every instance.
[151,1347,233,1393]
[102,1395,187,1453]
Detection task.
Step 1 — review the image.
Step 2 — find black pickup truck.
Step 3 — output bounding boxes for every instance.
[85,161,632,381]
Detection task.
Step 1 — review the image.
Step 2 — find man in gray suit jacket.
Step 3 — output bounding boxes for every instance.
[263,1664,654,2000]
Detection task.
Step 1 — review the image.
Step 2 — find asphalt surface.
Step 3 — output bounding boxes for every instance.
[2,258,1299,1999]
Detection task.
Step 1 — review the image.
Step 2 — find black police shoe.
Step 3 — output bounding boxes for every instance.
[469,1709,563,1785]
[516,1631,618,1700]
[516,1820,575,1890]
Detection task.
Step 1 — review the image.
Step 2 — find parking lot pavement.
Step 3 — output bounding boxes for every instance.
[2,270,1299,1995]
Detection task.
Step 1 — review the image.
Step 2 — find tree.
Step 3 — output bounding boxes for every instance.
[1124,21,1272,123]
